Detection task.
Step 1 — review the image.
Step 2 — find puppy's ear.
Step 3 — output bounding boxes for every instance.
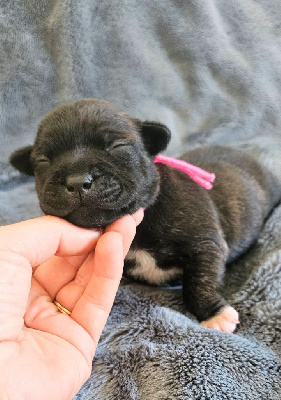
[137,121,171,156]
[10,146,34,176]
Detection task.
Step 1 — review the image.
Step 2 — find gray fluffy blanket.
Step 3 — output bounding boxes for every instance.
[1,1,281,399]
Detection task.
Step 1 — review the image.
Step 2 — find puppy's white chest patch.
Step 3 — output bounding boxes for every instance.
[126,249,182,285]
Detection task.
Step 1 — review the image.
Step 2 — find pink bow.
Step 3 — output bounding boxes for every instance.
[154,154,215,190]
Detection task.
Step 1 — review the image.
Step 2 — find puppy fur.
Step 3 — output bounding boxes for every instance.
[10,99,281,332]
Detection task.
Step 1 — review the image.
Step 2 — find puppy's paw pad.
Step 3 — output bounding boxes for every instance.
[201,306,239,333]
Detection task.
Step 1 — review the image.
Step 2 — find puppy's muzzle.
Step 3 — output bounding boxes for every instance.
[65,173,93,196]
[57,170,126,209]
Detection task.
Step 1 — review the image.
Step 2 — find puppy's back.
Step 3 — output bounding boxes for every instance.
[180,145,281,261]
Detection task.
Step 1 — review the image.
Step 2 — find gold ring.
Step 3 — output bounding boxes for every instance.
[54,300,71,316]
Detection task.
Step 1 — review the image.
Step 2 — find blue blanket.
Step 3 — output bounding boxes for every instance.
[1,1,281,399]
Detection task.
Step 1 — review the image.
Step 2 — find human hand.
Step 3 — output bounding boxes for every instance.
[0,210,143,400]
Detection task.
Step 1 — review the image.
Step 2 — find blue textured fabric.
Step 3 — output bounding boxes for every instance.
[1,1,281,399]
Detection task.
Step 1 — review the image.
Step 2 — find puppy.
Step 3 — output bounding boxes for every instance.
[10,98,281,332]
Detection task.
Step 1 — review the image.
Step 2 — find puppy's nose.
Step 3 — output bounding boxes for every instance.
[66,174,93,194]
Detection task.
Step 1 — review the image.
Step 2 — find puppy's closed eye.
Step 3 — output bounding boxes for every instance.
[36,156,50,163]
[34,156,51,170]
[107,141,132,154]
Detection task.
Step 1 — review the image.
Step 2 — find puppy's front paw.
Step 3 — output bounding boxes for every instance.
[201,306,239,333]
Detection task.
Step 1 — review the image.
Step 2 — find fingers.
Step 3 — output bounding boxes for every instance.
[131,208,144,226]
[105,208,144,256]
[0,216,100,342]
[32,254,89,299]
[1,209,142,270]
[25,277,97,362]
[70,210,143,343]
[54,210,143,311]
[25,230,124,363]
[25,228,128,363]
[71,231,124,346]
[0,216,101,267]
[0,210,143,361]
[20,210,143,365]
[31,210,143,308]
[54,251,96,310]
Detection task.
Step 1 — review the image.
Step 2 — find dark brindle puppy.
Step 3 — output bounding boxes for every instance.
[10,98,281,332]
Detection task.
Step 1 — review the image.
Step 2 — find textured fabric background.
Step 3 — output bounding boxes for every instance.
[1,1,281,399]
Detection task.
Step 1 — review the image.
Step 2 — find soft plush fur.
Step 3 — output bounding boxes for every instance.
[10,98,281,332]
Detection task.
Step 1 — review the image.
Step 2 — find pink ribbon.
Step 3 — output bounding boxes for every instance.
[154,154,215,190]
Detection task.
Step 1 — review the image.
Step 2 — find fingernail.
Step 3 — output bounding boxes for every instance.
[90,228,103,236]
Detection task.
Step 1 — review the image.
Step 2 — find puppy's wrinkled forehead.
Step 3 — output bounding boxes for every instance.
[35,99,138,157]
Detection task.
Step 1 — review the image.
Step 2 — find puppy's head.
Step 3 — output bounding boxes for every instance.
[10,99,171,227]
